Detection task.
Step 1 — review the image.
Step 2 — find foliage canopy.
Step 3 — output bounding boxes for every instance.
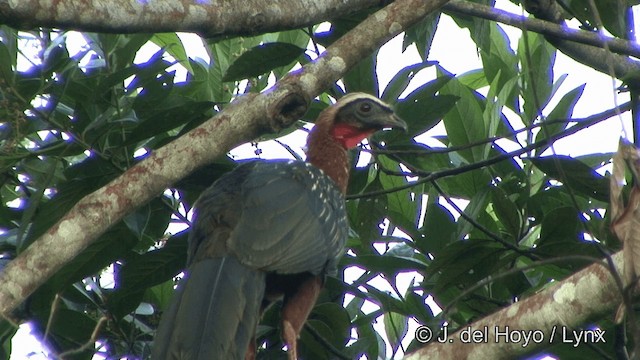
[0,0,637,358]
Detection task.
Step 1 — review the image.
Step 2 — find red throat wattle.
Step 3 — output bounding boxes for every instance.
[330,123,376,149]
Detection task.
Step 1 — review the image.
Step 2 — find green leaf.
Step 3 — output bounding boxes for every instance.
[457,69,489,90]
[419,202,457,256]
[384,311,409,355]
[123,197,174,250]
[109,232,187,318]
[490,187,522,240]
[381,61,436,103]
[461,19,519,110]
[0,40,14,84]
[530,156,609,202]
[46,309,98,359]
[519,31,556,124]
[151,33,194,74]
[146,279,178,312]
[277,29,311,50]
[456,189,489,239]
[349,176,387,250]
[344,51,378,95]
[403,11,441,59]
[438,66,486,162]
[539,206,579,244]
[483,70,517,157]
[534,84,585,154]
[88,33,151,72]
[273,30,311,78]
[596,0,628,38]
[392,74,458,139]
[377,156,419,238]
[222,42,305,81]
[208,37,243,102]
[310,302,351,347]
[128,99,214,145]
[485,24,519,109]
[0,320,16,360]
[429,239,512,293]
[536,206,601,262]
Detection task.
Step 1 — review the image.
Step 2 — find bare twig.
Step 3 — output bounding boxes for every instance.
[58,316,108,359]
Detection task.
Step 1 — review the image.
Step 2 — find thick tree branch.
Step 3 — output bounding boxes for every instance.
[0,0,452,319]
[406,251,624,359]
[444,0,640,59]
[0,0,377,38]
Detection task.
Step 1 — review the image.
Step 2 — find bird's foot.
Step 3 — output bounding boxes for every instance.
[283,320,298,360]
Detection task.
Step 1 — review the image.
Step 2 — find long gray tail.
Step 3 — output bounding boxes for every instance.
[151,256,265,360]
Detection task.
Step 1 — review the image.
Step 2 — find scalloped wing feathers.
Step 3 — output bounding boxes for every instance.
[189,160,348,277]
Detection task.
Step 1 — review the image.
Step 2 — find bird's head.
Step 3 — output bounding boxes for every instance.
[327,93,407,149]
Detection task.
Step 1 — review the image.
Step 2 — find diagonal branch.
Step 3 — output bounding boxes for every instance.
[405,250,625,359]
[350,101,631,200]
[444,0,640,59]
[0,0,452,320]
[522,0,640,87]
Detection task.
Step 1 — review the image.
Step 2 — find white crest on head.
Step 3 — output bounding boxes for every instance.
[333,93,392,111]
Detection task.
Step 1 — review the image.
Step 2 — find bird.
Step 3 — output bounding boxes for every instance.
[151,92,406,360]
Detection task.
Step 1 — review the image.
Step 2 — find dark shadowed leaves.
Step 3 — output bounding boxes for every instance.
[222,42,305,81]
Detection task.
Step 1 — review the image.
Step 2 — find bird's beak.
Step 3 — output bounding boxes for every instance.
[372,113,408,132]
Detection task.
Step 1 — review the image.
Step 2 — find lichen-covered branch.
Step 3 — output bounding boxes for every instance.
[406,251,623,359]
[0,0,376,37]
[0,0,451,319]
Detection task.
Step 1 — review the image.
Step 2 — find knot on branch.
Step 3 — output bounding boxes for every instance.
[523,0,563,23]
[268,91,309,132]
[248,12,267,31]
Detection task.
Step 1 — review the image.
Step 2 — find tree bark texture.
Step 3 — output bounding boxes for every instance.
[0,0,376,38]
[406,251,623,359]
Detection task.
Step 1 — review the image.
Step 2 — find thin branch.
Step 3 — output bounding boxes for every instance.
[444,0,640,59]
[43,294,61,343]
[366,118,575,156]
[372,144,538,258]
[58,316,108,359]
[431,180,539,260]
[523,0,640,87]
[274,139,304,161]
[348,101,631,200]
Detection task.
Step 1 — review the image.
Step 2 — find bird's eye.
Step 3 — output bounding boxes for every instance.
[359,102,372,113]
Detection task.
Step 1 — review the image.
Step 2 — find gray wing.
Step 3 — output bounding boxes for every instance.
[190,160,348,276]
[230,161,347,275]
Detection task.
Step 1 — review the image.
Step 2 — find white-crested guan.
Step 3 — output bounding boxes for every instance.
[151,93,406,359]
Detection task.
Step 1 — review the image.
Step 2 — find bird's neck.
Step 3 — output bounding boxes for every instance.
[306,119,350,194]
